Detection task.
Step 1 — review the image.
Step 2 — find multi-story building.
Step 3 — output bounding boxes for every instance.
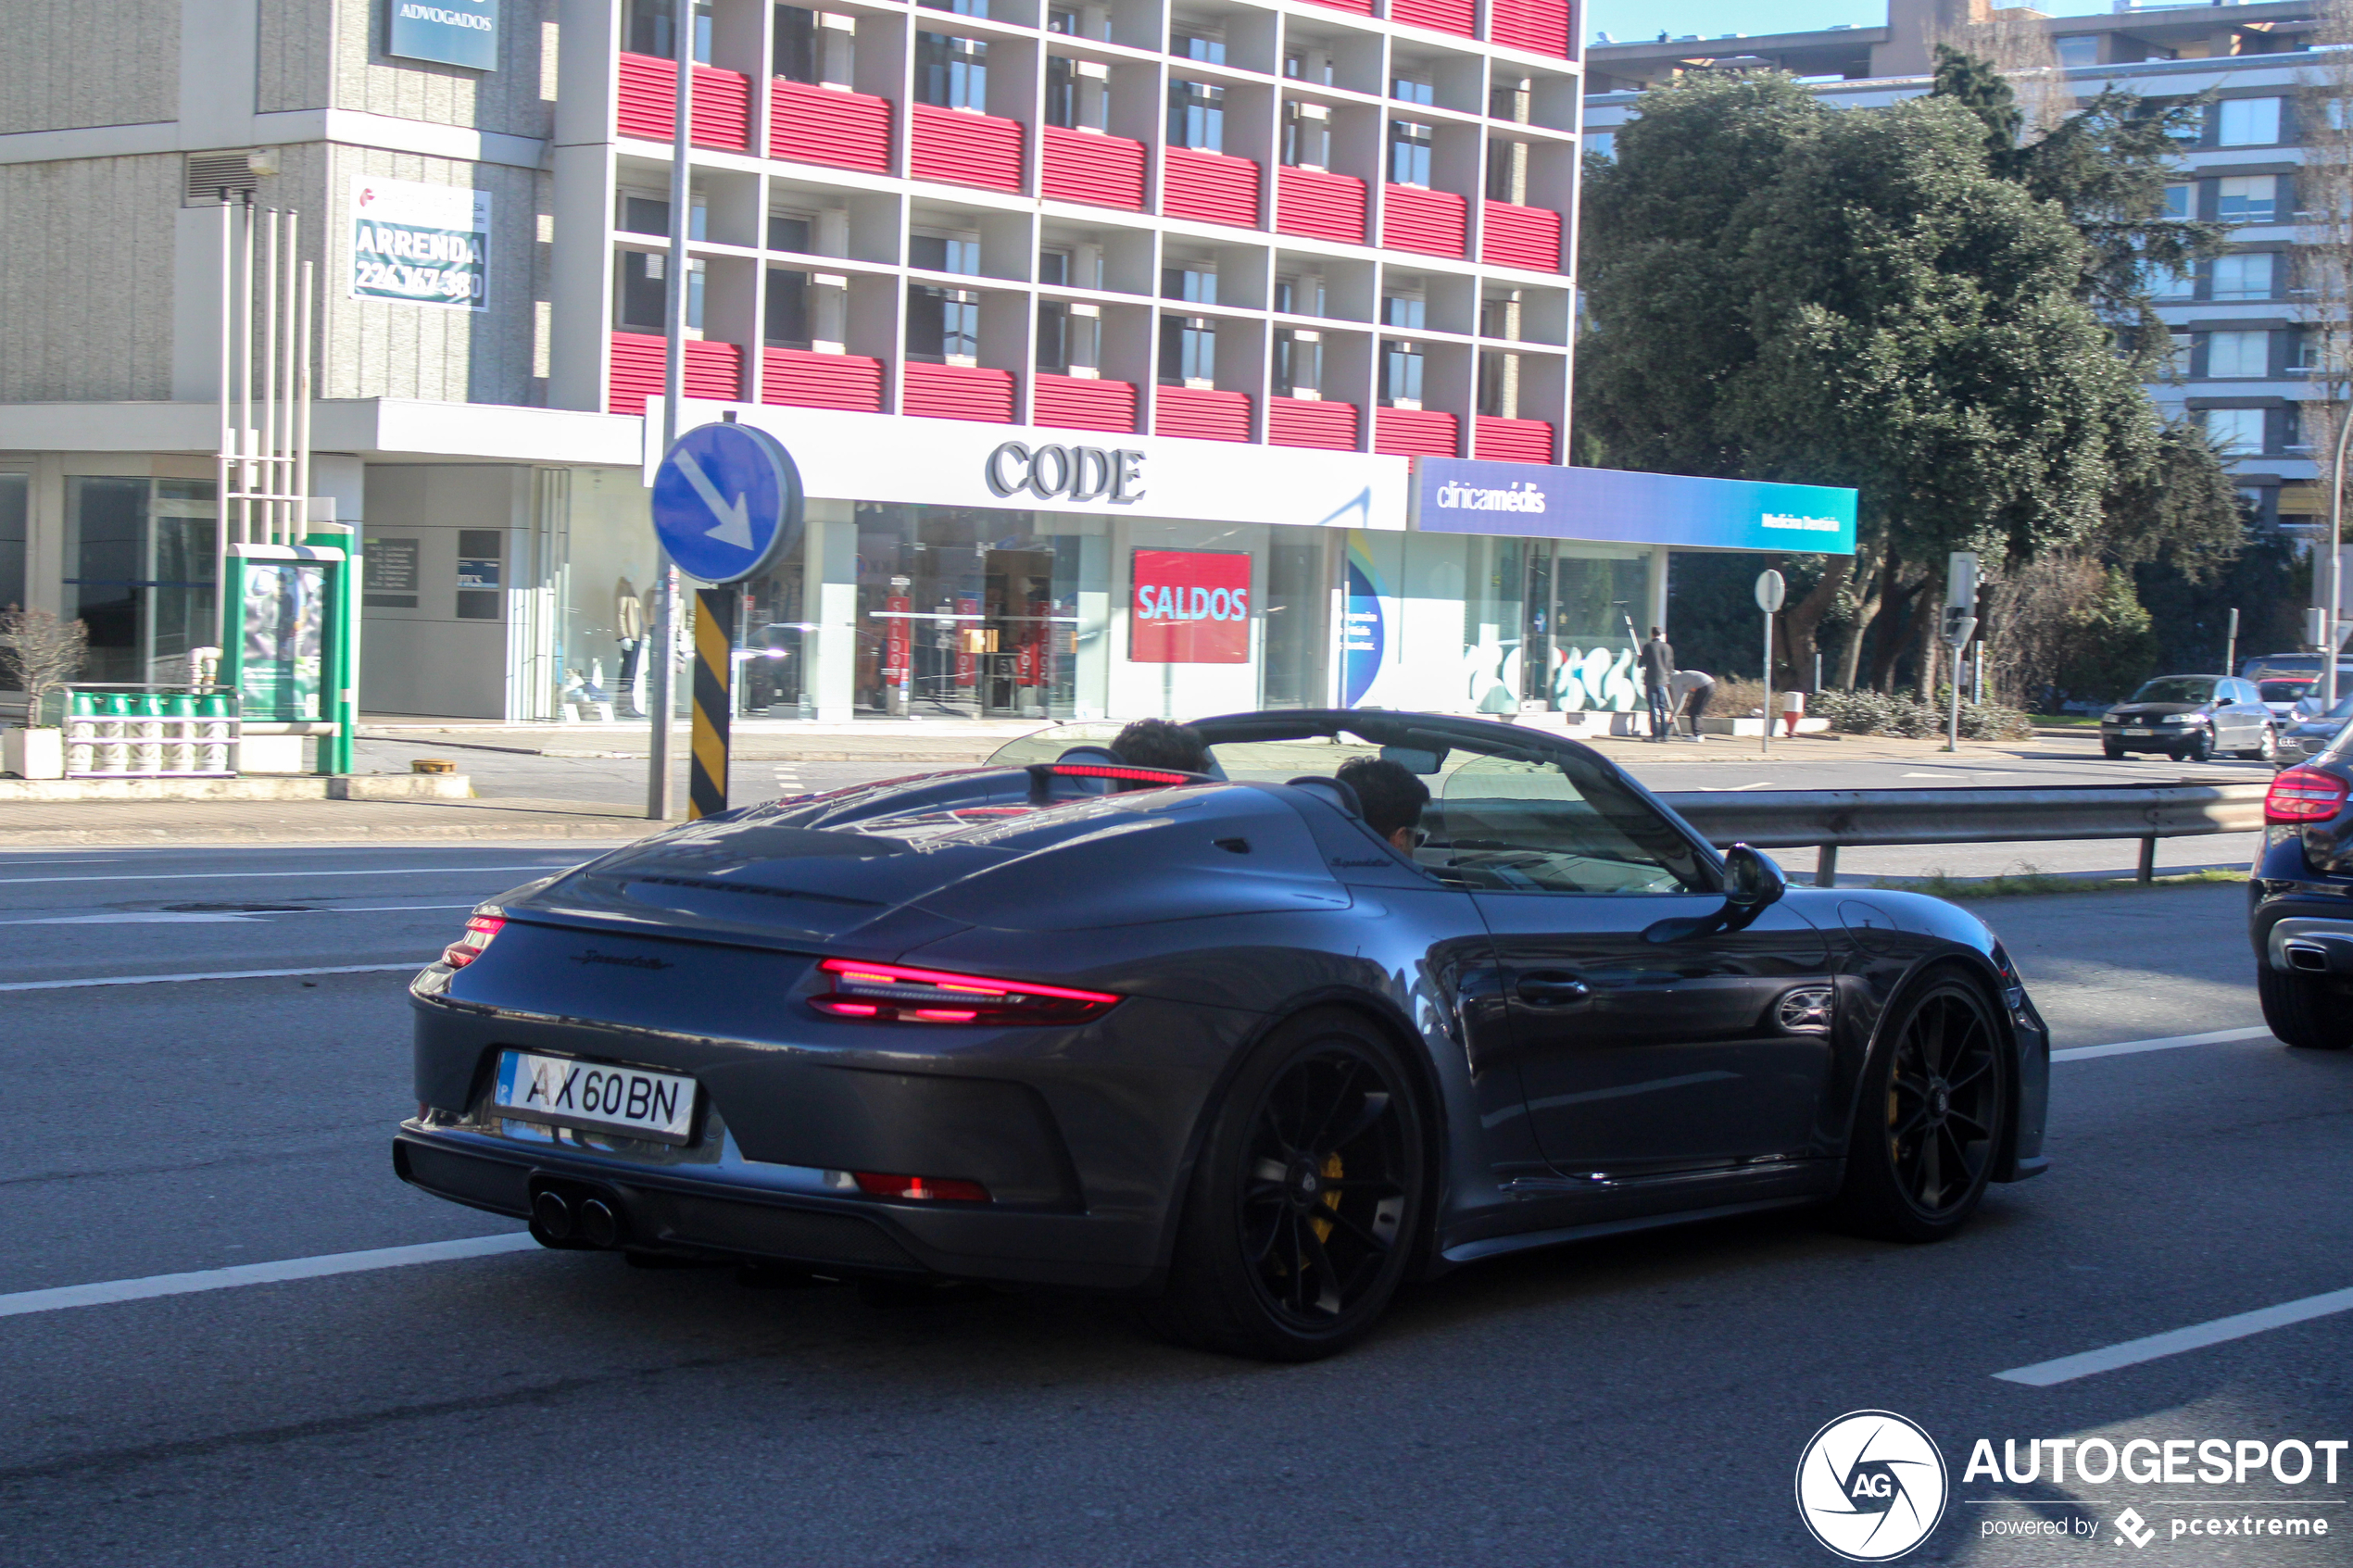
[1,0,1851,728]
[1583,0,2330,538]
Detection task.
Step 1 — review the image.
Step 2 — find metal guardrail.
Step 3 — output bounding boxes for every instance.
[1657,782,2270,886]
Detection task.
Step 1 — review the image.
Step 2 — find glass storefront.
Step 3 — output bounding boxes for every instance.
[63,477,219,685]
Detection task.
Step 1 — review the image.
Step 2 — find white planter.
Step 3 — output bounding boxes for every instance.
[4,726,65,780]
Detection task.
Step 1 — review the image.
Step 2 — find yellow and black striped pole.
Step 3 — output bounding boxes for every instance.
[687,585,736,820]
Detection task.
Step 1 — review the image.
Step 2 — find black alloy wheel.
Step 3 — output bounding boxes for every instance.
[2102,741,2125,759]
[1145,1009,1426,1361]
[2176,729,2213,763]
[2258,965,2353,1050]
[1831,972,2008,1243]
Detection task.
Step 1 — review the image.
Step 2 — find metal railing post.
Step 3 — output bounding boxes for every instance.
[1815,845,1838,888]
[2137,835,2157,885]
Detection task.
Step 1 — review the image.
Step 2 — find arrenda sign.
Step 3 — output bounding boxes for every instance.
[983,442,1147,505]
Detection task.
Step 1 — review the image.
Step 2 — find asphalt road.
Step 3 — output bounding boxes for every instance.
[1,849,2347,1565]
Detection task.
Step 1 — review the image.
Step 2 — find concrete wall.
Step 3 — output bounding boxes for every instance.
[258,0,559,136]
[0,0,181,134]
[0,155,183,401]
[359,463,532,717]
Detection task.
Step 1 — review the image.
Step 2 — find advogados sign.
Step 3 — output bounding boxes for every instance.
[1130,549,1251,664]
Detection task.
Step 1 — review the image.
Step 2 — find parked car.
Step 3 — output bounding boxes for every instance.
[394,709,2051,1361]
[2241,653,2353,687]
[2251,727,2353,1050]
[2274,691,2353,769]
[2259,677,2319,721]
[2100,675,2275,762]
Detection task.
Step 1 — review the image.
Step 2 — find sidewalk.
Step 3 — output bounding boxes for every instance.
[0,794,662,846]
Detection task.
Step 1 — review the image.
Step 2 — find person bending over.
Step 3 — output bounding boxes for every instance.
[1112,718,1209,774]
[1336,756,1431,854]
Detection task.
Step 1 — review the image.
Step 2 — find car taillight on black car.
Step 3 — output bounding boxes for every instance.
[2265,767,2351,824]
[811,958,1121,1025]
[441,907,506,969]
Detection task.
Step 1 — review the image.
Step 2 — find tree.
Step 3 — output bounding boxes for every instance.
[0,606,87,726]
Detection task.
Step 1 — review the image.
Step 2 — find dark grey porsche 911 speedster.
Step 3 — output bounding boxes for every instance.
[395,709,2050,1360]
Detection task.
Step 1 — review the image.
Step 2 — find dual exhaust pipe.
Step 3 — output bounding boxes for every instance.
[530,1177,627,1249]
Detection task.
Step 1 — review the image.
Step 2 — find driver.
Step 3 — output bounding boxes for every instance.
[1111,718,1209,774]
[1337,757,1430,854]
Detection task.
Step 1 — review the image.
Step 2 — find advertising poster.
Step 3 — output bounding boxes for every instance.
[1341,533,1386,708]
[1129,549,1250,664]
[239,562,326,721]
[349,176,491,311]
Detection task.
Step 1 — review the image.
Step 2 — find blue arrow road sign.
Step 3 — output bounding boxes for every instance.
[650,421,803,584]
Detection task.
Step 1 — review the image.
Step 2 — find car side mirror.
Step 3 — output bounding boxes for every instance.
[1724,844,1788,912]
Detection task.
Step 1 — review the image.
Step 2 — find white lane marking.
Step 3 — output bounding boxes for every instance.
[0,904,478,926]
[1995,1286,2353,1386]
[0,864,564,886]
[0,1233,539,1320]
[2052,1025,2274,1061]
[0,962,422,993]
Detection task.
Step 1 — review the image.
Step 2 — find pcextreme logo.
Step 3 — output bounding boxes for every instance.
[1796,1411,1951,1562]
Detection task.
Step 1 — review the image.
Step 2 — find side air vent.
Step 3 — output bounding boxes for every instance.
[183,153,260,207]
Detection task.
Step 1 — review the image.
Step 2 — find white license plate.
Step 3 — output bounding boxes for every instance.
[2122,728,2153,737]
[493,1050,697,1143]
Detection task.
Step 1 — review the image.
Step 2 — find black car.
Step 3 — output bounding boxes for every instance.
[395,709,2052,1360]
[2101,675,2275,762]
[2273,691,2353,771]
[2251,726,2353,1051]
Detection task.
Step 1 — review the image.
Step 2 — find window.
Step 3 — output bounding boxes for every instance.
[2218,175,2279,224]
[1162,264,1216,303]
[1489,78,1529,121]
[1486,137,1523,203]
[915,31,987,110]
[621,195,705,240]
[1273,327,1321,395]
[2203,407,2267,453]
[63,478,220,686]
[1038,248,1071,286]
[2206,330,2270,378]
[2219,97,2283,147]
[1274,275,1323,316]
[1585,131,1615,161]
[906,284,980,361]
[2161,182,2194,220]
[1045,54,1079,128]
[768,213,812,253]
[918,0,988,15]
[1425,754,1711,895]
[617,250,702,332]
[2212,252,2276,300]
[1048,6,1078,32]
[1382,293,1426,330]
[1391,75,1434,106]
[1282,101,1329,169]
[1390,120,1433,186]
[1168,80,1224,151]
[2288,329,2318,373]
[1171,27,1225,64]
[2159,330,2190,377]
[1479,293,1519,339]
[1159,316,1214,383]
[1379,341,1423,406]
[1037,300,1071,370]
[766,268,810,346]
[909,233,982,274]
[1478,347,1515,417]
[627,0,711,61]
[1284,48,1332,84]
[774,6,819,82]
[2055,34,2098,69]
[0,473,25,618]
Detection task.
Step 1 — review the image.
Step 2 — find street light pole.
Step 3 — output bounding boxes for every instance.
[2330,409,2352,711]
[646,0,694,822]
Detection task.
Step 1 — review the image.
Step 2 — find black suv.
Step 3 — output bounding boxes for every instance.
[2251,728,2353,1049]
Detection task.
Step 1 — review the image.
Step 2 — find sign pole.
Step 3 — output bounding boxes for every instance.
[2224,606,2239,682]
[688,585,736,819]
[1755,570,1784,757]
[646,0,695,822]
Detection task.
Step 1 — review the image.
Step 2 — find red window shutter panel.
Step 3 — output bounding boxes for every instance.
[689,66,750,151]
[1153,387,1252,442]
[904,362,1017,422]
[685,340,744,400]
[1390,0,1475,35]
[1275,168,1367,245]
[761,349,887,412]
[1479,201,1564,271]
[1473,416,1555,464]
[1041,127,1148,210]
[1163,147,1262,228]
[769,80,892,173]
[1382,184,1467,257]
[910,105,1025,192]
[1375,408,1458,458]
[609,332,666,415]
[615,56,749,149]
[1268,397,1360,450]
[1033,375,1139,433]
[1487,0,1572,56]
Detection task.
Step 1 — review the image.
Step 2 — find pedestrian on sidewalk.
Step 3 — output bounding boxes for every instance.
[1669,669,1716,740]
[1639,627,1675,742]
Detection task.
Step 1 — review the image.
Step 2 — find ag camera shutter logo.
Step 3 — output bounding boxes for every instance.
[1795,1411,1949,1562]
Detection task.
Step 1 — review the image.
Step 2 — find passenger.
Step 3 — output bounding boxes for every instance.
[1336,756,1431,854]
[1111,718,1210,774]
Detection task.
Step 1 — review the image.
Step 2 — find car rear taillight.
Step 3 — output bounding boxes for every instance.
[843,1172,991,1203]
[811,958,1121,1025]
[2265,766,2351,824]
[1044,763,1194,786]
[441,908,506,969]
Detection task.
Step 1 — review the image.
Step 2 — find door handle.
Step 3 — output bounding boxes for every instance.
[1516,972,1592,1006]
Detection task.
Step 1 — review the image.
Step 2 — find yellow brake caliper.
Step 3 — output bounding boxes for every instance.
[1312,1152,1343,1243]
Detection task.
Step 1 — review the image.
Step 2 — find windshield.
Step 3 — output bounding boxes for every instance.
[2261,680,2316,703]
[2127,677,2217,705]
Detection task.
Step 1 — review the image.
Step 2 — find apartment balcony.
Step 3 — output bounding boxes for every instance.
[1155,386,1253,442]
[1276,168,1368,245]
[911,105,1026,193]
[1382,185,1467,258]
[1164,147,1262,229]
[905,362,1017,421]
[1474,415,1554,463]
[617,54,751,152]
[610,332,744,414]
[769,80,892,174]
[1375,407,1458,457]
[1390,0,1475,37]
[1297,0,1375,12]
[1033,374,1139,433]
[1268,396,1360,450]
[761,348,887,412]
[1480,201,1563,271]
[1489,0,1572,56]
[1041,127,1149,210]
